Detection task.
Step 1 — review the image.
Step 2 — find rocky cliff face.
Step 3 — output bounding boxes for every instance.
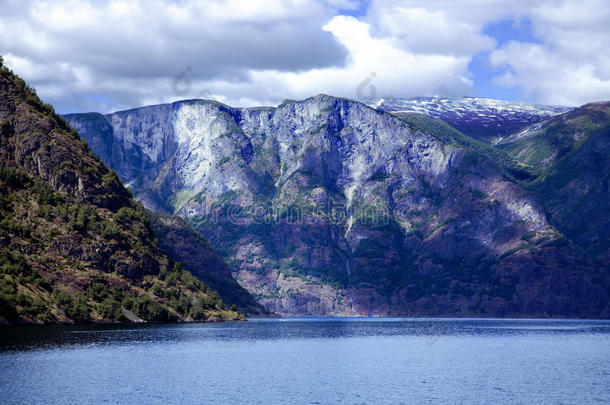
[0,61,243,324]
[65,95,609,318]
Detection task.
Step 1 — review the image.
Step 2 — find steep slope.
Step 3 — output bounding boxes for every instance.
[497,102,610,259]
[0,59,243,324]
[497,101,610,262]
[147,210,268,314]
[496,102,610,172]
[66,95,609,318]
[371,97,571,143]
[534,124,610,258]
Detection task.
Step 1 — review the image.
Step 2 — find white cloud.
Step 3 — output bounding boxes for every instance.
[490,0,610,105]
[0,0,608,112]
[366,3,497,56]
[130,15,475,108]
[0,0,349,111]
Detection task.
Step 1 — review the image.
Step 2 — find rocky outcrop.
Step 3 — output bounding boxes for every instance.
[65,95,610,318]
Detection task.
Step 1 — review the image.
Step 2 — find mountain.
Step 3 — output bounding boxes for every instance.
[496,102,610,171]
[0,59,244,324]
[371,97,572,143]
[147,210,268,314]
[65,95,610,318]
[497,102,610,259]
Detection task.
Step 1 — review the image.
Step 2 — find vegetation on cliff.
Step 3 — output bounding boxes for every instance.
[499,102,610,258]
[0,57,244,324]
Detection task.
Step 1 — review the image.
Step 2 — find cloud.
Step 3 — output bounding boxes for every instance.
[0,0,608,112]
[365,1,498,56]
[0,0,348,111]
[132,15,476,109]
[489,0,610,105]
[9,0,348,76]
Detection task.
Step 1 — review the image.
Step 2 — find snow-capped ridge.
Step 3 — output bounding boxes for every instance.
[369,96,574,142]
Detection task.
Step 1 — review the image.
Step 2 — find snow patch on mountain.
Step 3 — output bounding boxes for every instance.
[369,97,573,142]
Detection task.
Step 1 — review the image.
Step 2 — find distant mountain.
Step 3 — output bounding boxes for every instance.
[0,59,244,324]
[371,97,572,143]
[496,102,609,170]
[65,95,609,318]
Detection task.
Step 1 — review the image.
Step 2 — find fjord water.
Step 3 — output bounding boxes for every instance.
[1,319,609,404]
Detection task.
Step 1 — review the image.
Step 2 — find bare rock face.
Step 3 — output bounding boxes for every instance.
[65,95,610,318]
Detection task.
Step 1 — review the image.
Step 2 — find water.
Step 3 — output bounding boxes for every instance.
[1,318,609,404]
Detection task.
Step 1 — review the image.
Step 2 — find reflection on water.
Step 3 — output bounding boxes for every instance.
[2,318,608,351]
[1,318,609,404]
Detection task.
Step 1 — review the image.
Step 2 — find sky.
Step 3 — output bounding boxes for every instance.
[1,0,609,113]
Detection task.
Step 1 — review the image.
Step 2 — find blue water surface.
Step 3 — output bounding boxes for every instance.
[1,318,609,404]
